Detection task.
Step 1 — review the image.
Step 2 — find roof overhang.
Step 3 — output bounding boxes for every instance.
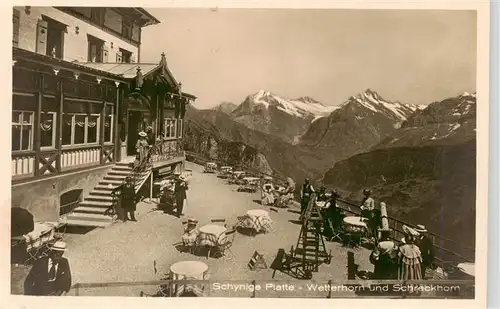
[115,7,161,27]
[13,47,128,83]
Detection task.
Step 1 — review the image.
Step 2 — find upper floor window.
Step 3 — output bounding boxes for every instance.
[88,35,105,63]
[164,119,177,139]
[37,17,66,59]
[12,111,34,152]
[121,19,132,39]
[119,48,132,63]
[90,8,105,25]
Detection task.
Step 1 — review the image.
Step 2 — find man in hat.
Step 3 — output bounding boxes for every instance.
[181,218,199,250]
[300,178,315,216]
[415,224,434,278]
[24,241,72,296]
[173,172,188,217]
[323,189,342,240]
[121,176,137,221]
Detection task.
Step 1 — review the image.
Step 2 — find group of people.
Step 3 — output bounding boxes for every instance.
[261,177,296,208]
[371,224,435,281]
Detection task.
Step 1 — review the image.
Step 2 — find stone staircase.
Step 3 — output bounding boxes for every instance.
[62,162,152,228]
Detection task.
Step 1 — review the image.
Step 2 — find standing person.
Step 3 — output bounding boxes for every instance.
[135,131,149,166]
[174,172,188,218]
[300,178,315,216]
[146,126,155,146]
[24,241,72,296]
[398,226,423,281]
[415,224,435,279]
[323,189,340,240]
[360,189,376,239]
[121,176,137,222]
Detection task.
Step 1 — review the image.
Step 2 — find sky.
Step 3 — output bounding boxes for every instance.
[140,9,477,109]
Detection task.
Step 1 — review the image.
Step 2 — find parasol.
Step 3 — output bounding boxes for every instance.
[11,207,34,237]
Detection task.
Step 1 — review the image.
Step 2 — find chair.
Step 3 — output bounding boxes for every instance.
[211,218,227,227]
[215,228,237,259]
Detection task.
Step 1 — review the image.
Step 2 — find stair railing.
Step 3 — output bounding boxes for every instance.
[109,139,187,217]
[184,150,475,269]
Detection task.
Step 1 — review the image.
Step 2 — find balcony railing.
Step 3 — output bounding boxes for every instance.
[61,146,101,170]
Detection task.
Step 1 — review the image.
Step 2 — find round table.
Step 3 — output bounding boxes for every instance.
[170,261,208,296]
[457,262,475,277]
[198,224,227,247]
[241,210,273,233]
[343,216,368,233]
[247,209,269,217]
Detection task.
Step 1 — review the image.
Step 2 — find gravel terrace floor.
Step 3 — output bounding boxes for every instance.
[12,162,374,298]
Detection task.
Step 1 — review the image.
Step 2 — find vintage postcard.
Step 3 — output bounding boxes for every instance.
[2,0,490,308]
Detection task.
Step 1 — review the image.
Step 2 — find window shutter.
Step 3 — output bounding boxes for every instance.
[130,54,136,63]
[102,45,108,63]
[116,51,122,63]
[13,9,20,47]
[36,19,48,55]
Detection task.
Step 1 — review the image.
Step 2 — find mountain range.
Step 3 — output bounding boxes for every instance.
[184,88,476,250]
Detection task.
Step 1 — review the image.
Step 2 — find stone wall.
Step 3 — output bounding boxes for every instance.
[11,165,113,222]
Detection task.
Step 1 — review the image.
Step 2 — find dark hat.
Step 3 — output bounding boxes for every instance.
[363,189,372,195]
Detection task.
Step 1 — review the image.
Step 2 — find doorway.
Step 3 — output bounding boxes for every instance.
[127,111,142,156]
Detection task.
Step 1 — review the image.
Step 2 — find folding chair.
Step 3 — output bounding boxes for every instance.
[216,228,237,259]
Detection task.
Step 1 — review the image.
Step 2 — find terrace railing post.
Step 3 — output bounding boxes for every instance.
[252,280,256,298]
[75,283,79,296]
[327,280,332,298]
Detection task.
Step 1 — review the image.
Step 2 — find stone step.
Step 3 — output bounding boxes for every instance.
[112,166,133,172]
[89,189,114,196]
[94,184,120,191]
[99,179,124,185]
[86,195,114,202]
[72,206,108,214]
[108,171,131,176]
[80,200,113,207]
[104,175,127,181]
[63,215,112,228]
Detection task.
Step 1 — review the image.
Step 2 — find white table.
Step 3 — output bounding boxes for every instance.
[170,261,208,296]
[198,224,227,247]
[240,210,273,233]
[243,177,260,183]
[343,216,368,233]
[457,262,475,277]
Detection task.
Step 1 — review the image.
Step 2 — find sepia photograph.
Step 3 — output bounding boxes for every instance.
[6,1,489,305]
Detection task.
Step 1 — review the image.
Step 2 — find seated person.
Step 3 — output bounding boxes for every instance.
[181,219,199,246]
[261,182,275,205]
[370,229,398,279]
[323,189,342,239]
[316,185,328,202]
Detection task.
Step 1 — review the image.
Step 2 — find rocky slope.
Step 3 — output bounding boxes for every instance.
[182,106,333,181]
[322,92,477,252]
[231,90,337,144]
[212,102,238,114]
[374,92,476,149]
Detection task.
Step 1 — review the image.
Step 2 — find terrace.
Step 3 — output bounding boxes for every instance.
[11,161,474,298]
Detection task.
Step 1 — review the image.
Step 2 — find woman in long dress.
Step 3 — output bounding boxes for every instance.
[135,131,149,166]
[398,228,423,281]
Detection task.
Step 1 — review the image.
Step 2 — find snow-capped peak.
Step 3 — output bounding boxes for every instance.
[248,90,338,119]
[342,89,420,121]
